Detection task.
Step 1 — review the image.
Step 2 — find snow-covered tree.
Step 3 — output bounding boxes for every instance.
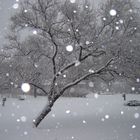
[4,0,140,127]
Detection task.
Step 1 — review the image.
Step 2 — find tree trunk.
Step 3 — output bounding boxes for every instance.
[34,87,37,98]
[33,101,53,127]
[33,89,63,127]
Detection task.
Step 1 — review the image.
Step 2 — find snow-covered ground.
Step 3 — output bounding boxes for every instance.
[0,94,140,140]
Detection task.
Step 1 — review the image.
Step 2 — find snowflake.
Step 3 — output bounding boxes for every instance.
[52,114,56,118]
[101,118,105,122]
[75,60,81,67]
[89,69,95,73]
[70,0,76,3]
[63,74,67,78]
[106,88,109,92]
[13,3,19,9]
[72,136,75,139]
[34,63,38,68]
[134,113,139,119]
[82,120,87,124]
[132,125,136,129]
[14,84,18,88]
[33,30,37,35]
[73,10,77,13]
[94,93,99,99]
[103,17,106,21]
[119,19,124,24]
[88,81,94,87]
[85,5,88,9]
[24,9,28,13]
[136,78,140,83]
[21,83,31,93]
[66,45,73,52]
[16,119,20,122]
[86,41,90,45]
[66,110,71,114]
[10,82,14,85]
[20,116,27,122]
[17,105,20,109]
[24,131,28,135]
[6,73,9,77]
[76,29,79,32]
[129,9,133,13]
[33,119,36,122]
[115,26,119,30]
[109,9,117,16]
[121,111,124,115]
[105,115,109,119]
[131,87,135,91]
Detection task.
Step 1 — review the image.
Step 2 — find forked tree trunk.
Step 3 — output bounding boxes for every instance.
[33,89,63,127]
[33,101,54,127]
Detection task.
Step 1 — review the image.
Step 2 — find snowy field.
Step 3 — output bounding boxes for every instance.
[0,94,140,140]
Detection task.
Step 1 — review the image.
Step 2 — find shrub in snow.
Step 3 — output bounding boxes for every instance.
[124,100,140,107]
[18,95,26,100]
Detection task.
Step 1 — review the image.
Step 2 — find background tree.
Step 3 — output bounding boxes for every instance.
[4,0,140,127]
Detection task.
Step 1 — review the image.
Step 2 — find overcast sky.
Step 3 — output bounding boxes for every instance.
[0,0,89,47]
[0,0,101,48]
[0,0,139,48]
[0,0,18,46]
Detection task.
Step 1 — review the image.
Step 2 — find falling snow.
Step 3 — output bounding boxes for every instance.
[21,83,31,93]
[33,30,37,35]
[115,26,119,30]
[0,0,140,140]
[24,9,28,13]
[75,60,81,66]
[88,81,94,87]
[132,125,136,129]
[82,120,87,124]
[20,116,27,122]
[70,0,76,3]
[131,87,135,91]
[86,41,90,45]
[89,69,95,73]
[134,113,139,119]
[24,131,28,135]
[136,78,140,83]
[66,45,73,52]
[94,93,99,99]
[66,110,71,114]
[105,115,110,119]
[52,114,56,118]
[121,111,124,115]
[109,9,117,16]
[119,19,124,24]
[103,17,106,21]
[12,3,19,9]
